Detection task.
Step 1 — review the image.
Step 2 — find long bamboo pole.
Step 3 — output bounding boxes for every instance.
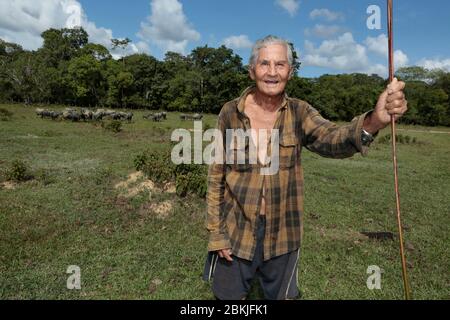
[387,0,411,300]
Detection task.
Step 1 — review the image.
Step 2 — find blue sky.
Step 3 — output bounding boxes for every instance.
[1,0,449,78]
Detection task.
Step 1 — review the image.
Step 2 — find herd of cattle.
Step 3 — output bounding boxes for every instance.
[142,112,203,122]
[36,108,133,122]
[142,112,167,122]
[180,113,203,121]
[35,108,204,123]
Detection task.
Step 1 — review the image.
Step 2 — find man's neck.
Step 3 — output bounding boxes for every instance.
[251,89,284,112]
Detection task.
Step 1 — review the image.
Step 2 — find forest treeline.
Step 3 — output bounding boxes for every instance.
[1,27,449,126]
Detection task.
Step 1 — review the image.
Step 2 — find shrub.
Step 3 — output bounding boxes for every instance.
[6,160,31,182]
[133,153,148,172]
[134,150,207,198]
[174,163,207,198]
[377,134,419,145]
[134,151,175,184]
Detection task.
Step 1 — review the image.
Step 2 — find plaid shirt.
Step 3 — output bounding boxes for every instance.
[207,86,372,261]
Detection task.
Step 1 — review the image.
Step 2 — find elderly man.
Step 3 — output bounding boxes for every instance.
[204,35,407,300]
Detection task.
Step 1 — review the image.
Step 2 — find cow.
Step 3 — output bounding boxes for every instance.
[80,109,93,121]
[35,108,45,118]
[180,113,203,121]
[62,110,80,122]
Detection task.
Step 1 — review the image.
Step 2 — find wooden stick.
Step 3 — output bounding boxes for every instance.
[387,0,411,300]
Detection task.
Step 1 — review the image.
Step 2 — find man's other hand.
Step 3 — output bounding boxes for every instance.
[217,248,233,262]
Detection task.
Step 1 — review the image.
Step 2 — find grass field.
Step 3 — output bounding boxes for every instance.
[0,104,449,300]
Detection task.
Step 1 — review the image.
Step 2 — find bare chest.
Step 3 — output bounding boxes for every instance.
[244,104,279,132]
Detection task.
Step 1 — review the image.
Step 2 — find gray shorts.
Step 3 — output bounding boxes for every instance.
[203,215,300,300]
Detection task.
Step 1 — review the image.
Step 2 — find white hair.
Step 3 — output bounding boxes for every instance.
[249,35,293,67]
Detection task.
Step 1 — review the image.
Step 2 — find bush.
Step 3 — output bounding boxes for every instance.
[134,150,175,184]
[133,153,148,172]
[102,120,122,133]
[377,134,418,144]
[0,108,13,121]
[174,163,207,198]
[134,150,207,198]
[6,160,31,182]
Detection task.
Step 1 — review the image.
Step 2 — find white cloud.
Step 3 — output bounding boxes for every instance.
[222,35,253,50]
[364,34,388,56]
[417,58,450,71]
[303,32,411,77]
[366,64,389,76]
[394,50,409,68]
[364,34,409,68]
[310,8,344,22]
[138,0,200,54]
[0,0,145,57]
[135,41,151,54]
[276,0,300,17]
[304,24,344,38]
[303,33,369,71]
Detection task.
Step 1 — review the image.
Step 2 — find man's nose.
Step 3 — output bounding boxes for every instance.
[268,63,277,75]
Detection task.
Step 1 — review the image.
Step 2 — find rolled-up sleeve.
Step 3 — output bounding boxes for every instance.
[300,102,373,158]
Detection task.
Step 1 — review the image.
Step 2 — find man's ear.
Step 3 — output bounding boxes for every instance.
[249,66,255,80]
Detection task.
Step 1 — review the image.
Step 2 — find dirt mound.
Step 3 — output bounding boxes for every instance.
[114,171,160,198]
[140,200,173,219]
[1,181,17,190]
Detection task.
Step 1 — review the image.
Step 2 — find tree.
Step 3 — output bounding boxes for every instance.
[105,59,134,108]
[68,54,106,106]
[81,43,111,61]
[288,42,301,76]
[40,27,88,67]
[188,45,247,112]
[124,54,166,109]
[111,38,132,107]
[0,39,24,102]
[396,66,430,82]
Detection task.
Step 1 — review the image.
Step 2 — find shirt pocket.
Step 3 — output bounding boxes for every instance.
[278,133,297,169]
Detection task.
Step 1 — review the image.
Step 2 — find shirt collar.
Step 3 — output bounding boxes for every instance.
[236,86,289,115]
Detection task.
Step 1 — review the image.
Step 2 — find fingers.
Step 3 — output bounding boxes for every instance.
[386,91,404,103]
[386,101,408,116]
[218,249,233,262]
[388,77,405,94]
[386,98,407,110]
[385,77,407,117]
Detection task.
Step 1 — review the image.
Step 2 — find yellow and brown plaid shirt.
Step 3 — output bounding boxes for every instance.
[207,86,372,261]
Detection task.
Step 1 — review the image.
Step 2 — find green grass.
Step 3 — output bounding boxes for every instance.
[0,104,449,300]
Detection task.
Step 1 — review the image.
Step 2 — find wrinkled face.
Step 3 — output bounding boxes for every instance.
[250,43,293,97]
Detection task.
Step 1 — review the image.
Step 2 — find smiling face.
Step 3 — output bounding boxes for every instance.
[249,43,293,98]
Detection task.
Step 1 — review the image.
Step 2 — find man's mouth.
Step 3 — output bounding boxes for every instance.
[264,80,279,85]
